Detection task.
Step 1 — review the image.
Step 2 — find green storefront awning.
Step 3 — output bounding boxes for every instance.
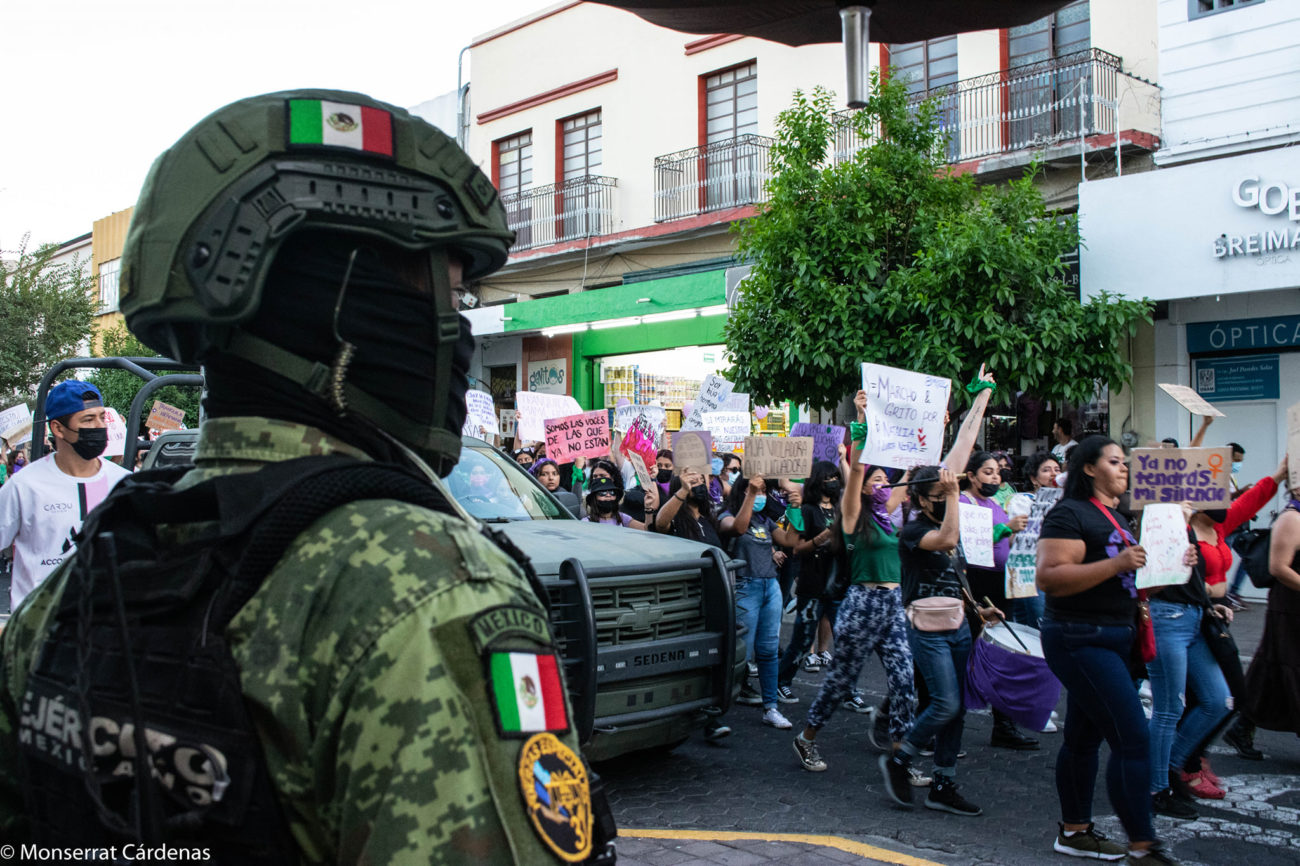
[503,268,725,332]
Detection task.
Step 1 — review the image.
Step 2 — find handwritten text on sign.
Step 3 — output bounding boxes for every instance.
[515,391,582,442]
[672,430,714,475]
[1135,503,1193,589]
[742,436,814,478]
[544,411,611,462]
[859,363,950,469]
[147,400,185,431]
[1004,487,1063,598]
[789,423,846,463]
[1129,447,1231,511]
[958,501,994,568]
[462,390,500,437]
[681,374,733,432]
[704,411,750,451]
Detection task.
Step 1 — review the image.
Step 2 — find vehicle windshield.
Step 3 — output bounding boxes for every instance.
[447,441,567,521]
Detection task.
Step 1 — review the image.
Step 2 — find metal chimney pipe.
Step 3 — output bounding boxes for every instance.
[840,5,872,109]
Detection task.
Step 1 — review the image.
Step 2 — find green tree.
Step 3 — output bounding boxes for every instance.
[724,74,1151,411]
[0,235,96,406]
[88,322,202,431]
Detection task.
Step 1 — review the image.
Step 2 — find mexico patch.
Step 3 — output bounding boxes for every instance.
[469,605,552,653]
[517,732,592,863]
[489,651,569,735]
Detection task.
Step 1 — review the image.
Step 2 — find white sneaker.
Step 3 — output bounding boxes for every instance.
[762,707,793,729]
[1041,719,1058,733]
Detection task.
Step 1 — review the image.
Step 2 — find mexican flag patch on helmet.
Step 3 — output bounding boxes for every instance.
[287,98,393,157]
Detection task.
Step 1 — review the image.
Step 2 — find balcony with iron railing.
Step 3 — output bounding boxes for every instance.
[653,134,775,223]
[501,175,618,252]
[835,49,1160,168]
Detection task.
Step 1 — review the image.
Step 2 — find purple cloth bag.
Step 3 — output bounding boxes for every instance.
[964,637,1061,730]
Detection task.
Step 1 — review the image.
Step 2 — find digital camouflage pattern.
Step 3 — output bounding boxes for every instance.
[0,416,586,863]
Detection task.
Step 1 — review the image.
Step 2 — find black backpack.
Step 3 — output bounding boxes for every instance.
[1231,504,1298,589]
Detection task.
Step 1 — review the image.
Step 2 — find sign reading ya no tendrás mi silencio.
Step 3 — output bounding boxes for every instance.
[1129,447,1232,511]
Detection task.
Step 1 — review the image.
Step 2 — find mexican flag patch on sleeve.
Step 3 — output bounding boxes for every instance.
[489,651,569,735]
[287,98,394,157]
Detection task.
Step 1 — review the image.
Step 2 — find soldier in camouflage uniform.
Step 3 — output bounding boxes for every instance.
[0,90,605,863]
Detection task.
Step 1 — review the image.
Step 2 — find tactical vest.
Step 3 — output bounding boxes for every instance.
[16,455,560,863]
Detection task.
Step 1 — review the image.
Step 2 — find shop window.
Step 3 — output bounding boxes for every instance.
[98,258,120,313]
[1190,0,1263,18]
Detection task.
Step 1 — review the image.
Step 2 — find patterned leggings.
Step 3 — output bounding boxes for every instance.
[807,584,916,742]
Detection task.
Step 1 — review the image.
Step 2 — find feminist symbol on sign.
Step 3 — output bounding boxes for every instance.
[1208,453,1224,479]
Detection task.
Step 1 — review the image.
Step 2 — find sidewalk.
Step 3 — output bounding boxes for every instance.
[618,830,950,866]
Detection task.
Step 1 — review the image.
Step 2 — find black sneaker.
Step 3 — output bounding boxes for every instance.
[1053,822,1127,860]
[802,654,822,673]
[879,752,914,807]
[1124,841,1182,865]
[1151,789,1198,820]
[991,720,1040,750]
[777,684,799,704]
[703,720,731,741]
[924,776,982,816]
[736,682,762,706]
[793,733,827,772]
[842,692,871,713]
[1223,721,1264,760]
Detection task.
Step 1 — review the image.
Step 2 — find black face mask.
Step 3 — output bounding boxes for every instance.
[823,480,842,498]
[68,427,107,461]
[978,481,1001,498]
[690,483,710,504]
[656,468,673,484]
[1204,509,1228,524]
[929,500,947,523]
[593,496,620,515]
[1000,469,1012,484]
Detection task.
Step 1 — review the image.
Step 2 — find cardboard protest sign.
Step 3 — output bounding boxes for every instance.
[544,410,611,462]
[742,436,814,479]
[672,430,714,475]
[958,501,995,568]
[499,409,517,438]
[1135,503,1193,589]
[103,407,127,459]
[704,411,750,452]
[1129,447,1231,511]
[620,409,662,472]
[1289,401,1300,493]
[613,403,666,435]
[859,363,951,469]
[627,451,655,491]
[0,403,30,443]
[146,400,185,431]
[790,422,846,463]
[1004,487,1063,599]
[515,391,582,442]
[1157,383,1225,418]
[462,390,500,438]
[681,374,734,431]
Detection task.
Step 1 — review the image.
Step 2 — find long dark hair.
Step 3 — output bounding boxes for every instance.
[960,450,996,490]
[800,460,842,535]
[724,474,780,523]
[1063,435,1120,501]
[666,474,721,542]
[907,465,944,514]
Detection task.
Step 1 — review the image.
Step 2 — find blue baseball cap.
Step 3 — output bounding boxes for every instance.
[46,381,104,422]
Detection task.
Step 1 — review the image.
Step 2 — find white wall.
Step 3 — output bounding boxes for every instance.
[1093,0,1159,80]
[1156,0,1300,164]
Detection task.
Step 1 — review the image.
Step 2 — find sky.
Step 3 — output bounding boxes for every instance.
[0,0,556,253]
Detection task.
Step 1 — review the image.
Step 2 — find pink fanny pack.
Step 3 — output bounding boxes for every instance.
[906,597,965,632]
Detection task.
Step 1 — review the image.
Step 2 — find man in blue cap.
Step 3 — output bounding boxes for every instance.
[0,380,130,611]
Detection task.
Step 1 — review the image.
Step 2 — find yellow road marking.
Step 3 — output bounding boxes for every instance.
[619,828,947,865]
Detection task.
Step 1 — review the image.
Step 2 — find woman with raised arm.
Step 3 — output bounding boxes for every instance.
[1036,436,1191,865]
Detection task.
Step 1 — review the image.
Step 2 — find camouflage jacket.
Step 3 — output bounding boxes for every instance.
[0,417,591,864]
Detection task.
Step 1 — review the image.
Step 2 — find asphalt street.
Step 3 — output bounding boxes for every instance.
[600,604,1300,866]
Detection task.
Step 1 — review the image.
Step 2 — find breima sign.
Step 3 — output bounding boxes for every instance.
[1080,147,1300,302]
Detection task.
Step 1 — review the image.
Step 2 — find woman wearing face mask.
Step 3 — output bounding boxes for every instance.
[794,390,915,775]
[960,451,1037,752]
[656,469,723,549]
[513,448,535,470]
[720,453,742,500]
[993,453,1018,508]
[655,450,675,498]
[581,475,635,527]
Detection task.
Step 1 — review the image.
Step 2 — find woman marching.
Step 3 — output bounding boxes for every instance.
[1036,436,1195,864]
[879,364,1001,816]
[793,389,915,778]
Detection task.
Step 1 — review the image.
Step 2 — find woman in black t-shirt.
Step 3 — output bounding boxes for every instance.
[1036,436,1181,865]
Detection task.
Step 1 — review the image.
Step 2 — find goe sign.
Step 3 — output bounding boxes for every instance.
[859,363,951,470]
[1129,447,1232,511]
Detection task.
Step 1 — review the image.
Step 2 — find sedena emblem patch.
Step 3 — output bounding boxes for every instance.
[488,651,569,736]
[517,732,592,863]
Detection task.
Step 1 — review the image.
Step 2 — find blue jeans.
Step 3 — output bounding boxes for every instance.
[1011,592,1045,628]
[1041,618,1154,845]
[736,576,782,708]
[1147,600,1232,793]
[903,624,971,778]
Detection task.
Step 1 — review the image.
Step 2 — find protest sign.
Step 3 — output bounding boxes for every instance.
[146,400,185,431]
[1289,401,1300,493]
[681,374,734,431]
[1135,503,1194,589]
[790,423,846,463]
[627,451,655,491]
[103,407,127,459]
[1158,383,1225,418]
[0,403,31,444]
[1129,447,1231,511]
[1004,487,1063,598]
[859,363,951,470]
[515,391,582,442]
[545,410,611,462]
[742,436,814,479]
[613,403,666,436]
[620,409,663,472]
[462,390,499,438]
[958,501,994,568]
[721,392,750,413]
[499,409,518,438]
[672,430,714,475]
[704,411,750,452]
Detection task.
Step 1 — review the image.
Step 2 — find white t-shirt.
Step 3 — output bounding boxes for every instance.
[0,453,131,610]
[1052,439,1077,464]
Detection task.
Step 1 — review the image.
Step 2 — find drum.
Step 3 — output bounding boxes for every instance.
[964,621,1061,730]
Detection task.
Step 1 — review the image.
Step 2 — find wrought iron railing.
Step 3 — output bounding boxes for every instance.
[653,134,775,222]
[501,175,618,251]
[835,49,1145,165]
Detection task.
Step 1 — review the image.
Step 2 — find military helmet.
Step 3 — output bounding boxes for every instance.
[121,88,513,364]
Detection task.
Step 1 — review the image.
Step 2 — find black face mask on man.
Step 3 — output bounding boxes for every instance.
[67,426,108,461]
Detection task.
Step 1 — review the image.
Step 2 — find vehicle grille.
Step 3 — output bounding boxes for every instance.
[590,575,706,646]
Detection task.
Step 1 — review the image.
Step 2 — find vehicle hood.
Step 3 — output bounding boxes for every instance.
[492,521,718,576]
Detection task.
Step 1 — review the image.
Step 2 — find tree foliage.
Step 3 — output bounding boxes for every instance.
[88,322,202,431]
[724,73,1152,411]
[0,235,96,406]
